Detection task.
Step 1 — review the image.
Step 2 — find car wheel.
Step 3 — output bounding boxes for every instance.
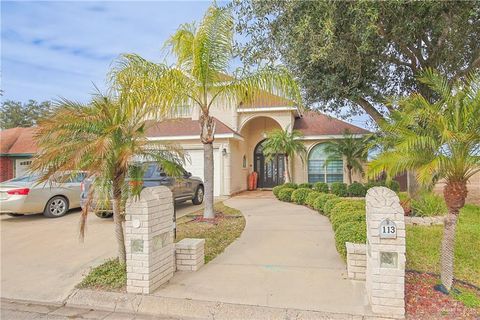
[7,213,24,217]
[43,196,69,218]
[95,211,113,218]
[192,186,204,205]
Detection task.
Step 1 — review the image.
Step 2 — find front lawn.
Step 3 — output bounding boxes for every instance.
[406,204,480,287]
[78,201,245,291]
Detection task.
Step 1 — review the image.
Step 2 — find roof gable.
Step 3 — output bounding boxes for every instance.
[293,111,370,136]
[0,127,38,155]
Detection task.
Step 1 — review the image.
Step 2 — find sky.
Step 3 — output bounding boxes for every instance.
[1,0,371,129]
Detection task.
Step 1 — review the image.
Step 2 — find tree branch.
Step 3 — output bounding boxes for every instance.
[355,97,385,124]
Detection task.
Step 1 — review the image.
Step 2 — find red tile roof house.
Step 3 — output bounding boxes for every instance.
[0,127,38,182]
[0,101,370,194]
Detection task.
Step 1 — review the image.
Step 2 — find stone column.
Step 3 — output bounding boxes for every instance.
[124,186,175,294]
[365,187,406,319]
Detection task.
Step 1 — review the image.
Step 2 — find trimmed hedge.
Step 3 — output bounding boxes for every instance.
[329,200,365,218]
[313,193,338,212]
[313,182,329,193]
[335,221,367,259]
[291,188,313,205]
[305,191,321,207]
[331,209,366,231]
[347,182,367,197]
[298,183,313,189]
[365,180,400,192]
[330,182,348,197]
[272,185,284,197]
[282,183,298,189]
[278,188,295,202]
[323,198,343,217]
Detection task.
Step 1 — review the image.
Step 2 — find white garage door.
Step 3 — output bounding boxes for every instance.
[184,149,221,196]
[15,159,32,178]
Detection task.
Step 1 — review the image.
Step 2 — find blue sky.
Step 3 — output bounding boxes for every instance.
[1,1,213,103]
[1,0,371,128]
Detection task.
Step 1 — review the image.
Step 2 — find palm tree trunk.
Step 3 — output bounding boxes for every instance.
[440,180,468,291]
[112,178,126,264]
[284,154,291,183]
[200,114,215,219]
[347,166,353,185]
[203,142,215,219]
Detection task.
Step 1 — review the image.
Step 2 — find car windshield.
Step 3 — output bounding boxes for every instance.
[8,174,41,182]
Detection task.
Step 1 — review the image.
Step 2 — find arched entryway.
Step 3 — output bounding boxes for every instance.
[254,140,285,188]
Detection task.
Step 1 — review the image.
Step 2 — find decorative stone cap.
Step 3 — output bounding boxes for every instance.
[176,238,205,250]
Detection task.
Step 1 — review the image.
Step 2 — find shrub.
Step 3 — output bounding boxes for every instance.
[331,209,366,232]
[313,182,329,193]
[291,188,313,205]
[282,182,298,189]
[330,182,348,197]
[386,180,400,192]
[305,191,321,207]
[411,192,447,217]
[397,192,411,215]
[277,188,295,202]
[329,200,365,219]
[335,221,367,259]
[347,182,367,197]
[323,198,343,217]
[298,183,313,189]
[313,193,338,213]
[272,185,284,198]
[365,180,400,192]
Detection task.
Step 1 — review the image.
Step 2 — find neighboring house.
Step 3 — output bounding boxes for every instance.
[0,127,38,182]
[145,94,370,196]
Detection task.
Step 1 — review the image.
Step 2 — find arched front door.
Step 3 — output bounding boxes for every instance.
[254,140,285,188]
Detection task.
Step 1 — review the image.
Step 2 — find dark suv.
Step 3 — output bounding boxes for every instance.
[80,162,204,218]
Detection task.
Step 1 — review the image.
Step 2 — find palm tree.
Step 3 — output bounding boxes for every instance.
[109,5,301,219]
[262,127,306,183]
[30,93,184,263]
[368,69,480,292]
[324,131,370,184]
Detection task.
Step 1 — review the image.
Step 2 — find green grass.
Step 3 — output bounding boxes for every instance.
[406,204,480,287]
[78,259,126,291]
[175,202,245,263]
[79,202,245,291]
[452,288,480,309]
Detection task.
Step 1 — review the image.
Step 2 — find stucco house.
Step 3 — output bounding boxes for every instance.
[145,94,370,196]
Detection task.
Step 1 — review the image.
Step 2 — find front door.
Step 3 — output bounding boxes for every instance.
[254,140,285,188]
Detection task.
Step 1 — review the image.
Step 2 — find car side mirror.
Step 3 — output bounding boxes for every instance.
[184,172,192,178]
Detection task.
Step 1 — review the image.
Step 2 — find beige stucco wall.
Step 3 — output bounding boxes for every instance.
[291,140,365,185]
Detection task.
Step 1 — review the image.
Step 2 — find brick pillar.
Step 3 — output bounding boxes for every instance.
[124,186,175,294]
[365,187,406,319]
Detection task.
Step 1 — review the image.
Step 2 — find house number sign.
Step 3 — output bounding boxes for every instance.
[379,218,397,239]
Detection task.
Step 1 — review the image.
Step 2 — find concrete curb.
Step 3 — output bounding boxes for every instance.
[65,289,393,320]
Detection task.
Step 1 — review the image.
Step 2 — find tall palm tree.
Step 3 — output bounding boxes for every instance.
[324,131,370,184]
[368,69,480,292]
[110,5,301,219]
[262,127,306,183]
[30,93,184,263]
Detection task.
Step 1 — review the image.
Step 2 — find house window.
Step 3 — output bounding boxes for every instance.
[308,144,343,183]
[242,155,247,168]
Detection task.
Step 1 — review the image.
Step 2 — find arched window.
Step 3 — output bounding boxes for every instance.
[308,144,343,183]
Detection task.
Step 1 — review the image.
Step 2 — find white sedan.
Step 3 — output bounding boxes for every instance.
[0,172,86,218]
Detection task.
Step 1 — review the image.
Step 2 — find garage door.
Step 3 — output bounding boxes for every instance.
[184,149,221,196]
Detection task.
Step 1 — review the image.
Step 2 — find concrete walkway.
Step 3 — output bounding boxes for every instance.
[154,192,371,316]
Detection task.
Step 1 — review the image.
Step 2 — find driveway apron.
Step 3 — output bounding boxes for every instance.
[155,192,370,315]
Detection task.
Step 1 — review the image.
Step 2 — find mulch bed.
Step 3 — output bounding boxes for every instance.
[406,271,479,319]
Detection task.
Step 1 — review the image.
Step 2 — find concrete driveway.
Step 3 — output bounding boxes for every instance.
[155,192,371,316]
[0,198,224,303]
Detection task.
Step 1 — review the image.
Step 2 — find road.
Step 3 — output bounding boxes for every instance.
[0,198,226,303]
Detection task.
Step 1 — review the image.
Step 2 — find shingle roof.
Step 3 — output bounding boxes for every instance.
[293,111,370,136]
[0,127,38,155]
[145,118,240,137]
